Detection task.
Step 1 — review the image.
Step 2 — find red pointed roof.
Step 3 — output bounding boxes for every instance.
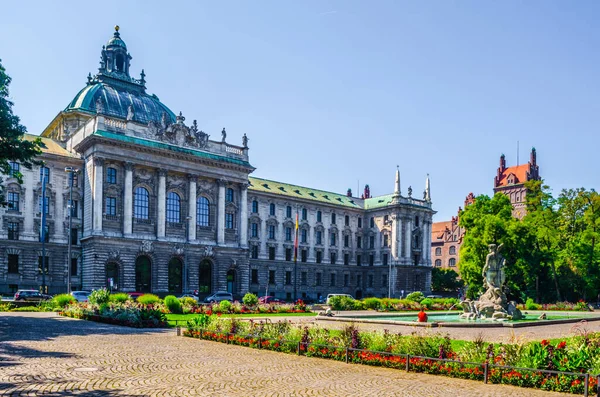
[496,164,530,187]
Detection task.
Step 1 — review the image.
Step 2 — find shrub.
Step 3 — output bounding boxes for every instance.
[53,294,76,309]
[179,297,197,306]
[137,294,161,305]
[11,306,40,312]
[0,302,14,311]
[420,298,433,309]
[362,297,381,310]
[109,293,131,304]
[88,288,111,305]
[329,295,358,311]
[406,291,425,303]
[219,300,232,312]
[525,298,542,311]
[243,293,258,306]
[164,295,182,313]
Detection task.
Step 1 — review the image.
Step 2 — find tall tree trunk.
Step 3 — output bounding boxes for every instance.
[536,275,540,303]
[549,260,562,301]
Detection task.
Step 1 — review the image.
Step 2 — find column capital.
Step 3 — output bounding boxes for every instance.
[217,178,227,187]
[240,182,250,190]
[123,161,135,171]
[187,174,198,183]
[93,157,105,166]
[157,169,168,178]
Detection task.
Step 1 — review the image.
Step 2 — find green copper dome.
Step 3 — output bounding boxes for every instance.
[107,25,127,49]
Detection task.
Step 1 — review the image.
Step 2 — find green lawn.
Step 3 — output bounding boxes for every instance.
[166,312,315,324]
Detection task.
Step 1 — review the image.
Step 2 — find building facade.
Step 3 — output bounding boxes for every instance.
[0,27,434,299]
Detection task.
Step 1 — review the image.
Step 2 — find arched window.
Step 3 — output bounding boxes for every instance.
[135,256,152,292]
[449,258,456,267]
[226,188,234,202]
[449,246,456,255]
[134,187,149,219]
[269,203,276,216]
[168,258,183,294]
[166,192,181,223]
[197,197,210,226]
[435,247,442,256]
[435,259,441,267]
[252,200,258,213]
[199,260,212,294]
[106,262,119,290]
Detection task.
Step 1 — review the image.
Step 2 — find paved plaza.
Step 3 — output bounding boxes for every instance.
[0,313,575,396]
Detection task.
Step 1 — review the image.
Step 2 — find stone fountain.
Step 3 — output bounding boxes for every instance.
[460,244,524,321]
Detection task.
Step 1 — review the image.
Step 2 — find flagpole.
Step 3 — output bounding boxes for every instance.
[41,170,47,294]
[293,210,299,302]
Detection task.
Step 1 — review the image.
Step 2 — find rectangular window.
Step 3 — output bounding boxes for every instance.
[301,271,307,286]
[345,215,349,226]
[285,271,292,285]
[344,274,349,287]
[301,249,307,263]
[251,269,259,284]
[8,222,19,241]
[357,236,362,249]
[269,247,276,260]
[344,235,349,247]
[331,213,336,224]
[285,248,292,261]
[357,274,362,287]
[369,254,374,266]
[316,272,322,286]
[317,211,322,222]
[226,188,234,202]
[268,225,275,239]
[316,231,322,245]
[344,253,349,265]
[368,274,374,288]
[8,162,19,177]
[358,217,362,228]
[330,273,336,287]
[252,200,258,213]
[357,255,362,266]
[383,254,388,266]
[301,229,307,243]
[285,227,292,241]
[316,251,322,264]
[70,228,78,245]
[251,223,258,237]
[39,225,49,243]
[383,234,389,247]
[8,254,18,274]
[269,203,275,216]
[382,274,388,288]
[7,192,19,211]
[286,206,292,218]
[105,197,116,216]
[71,258,78,276]
[330,233,336,246]
[226,213,234,229]
[302,208,307,220]
[38,195,49,214]
[251,245,258,259]
[70,200,78,218]
[269,270,276,284]
[106,167,117,184]
[330,252,336,264]
[369,236,375,249]
[40,166,49,183]
[38,256,49,274]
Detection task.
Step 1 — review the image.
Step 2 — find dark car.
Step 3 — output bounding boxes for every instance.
[204,292,233,303]
[14,290,52,302]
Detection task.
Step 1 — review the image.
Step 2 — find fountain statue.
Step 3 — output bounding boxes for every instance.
[460,244,523,321]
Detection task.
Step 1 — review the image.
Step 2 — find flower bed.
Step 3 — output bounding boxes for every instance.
[182,316,600,395]
[60,300,168,328]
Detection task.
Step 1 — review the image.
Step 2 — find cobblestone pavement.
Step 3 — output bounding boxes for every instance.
[0,312,573,397]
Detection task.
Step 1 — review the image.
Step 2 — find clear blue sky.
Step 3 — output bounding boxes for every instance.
[2,1,599,221]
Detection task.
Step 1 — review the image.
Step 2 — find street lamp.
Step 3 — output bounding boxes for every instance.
[65,166,79,294]
[184,215,192,294]
[383,218,394,299]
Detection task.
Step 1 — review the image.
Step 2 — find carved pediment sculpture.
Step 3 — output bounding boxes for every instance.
[188,120,209,148]
[108,249,120,261]
[140,240,154,254]
[173,245,185,256]
[203,245,214,258]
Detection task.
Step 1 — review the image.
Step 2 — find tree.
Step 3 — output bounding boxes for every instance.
[0,59,44,205]
[431,267,463,292]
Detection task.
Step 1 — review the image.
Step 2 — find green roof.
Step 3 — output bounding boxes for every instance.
[364,194,395,209]
[248,177,363,209]
[94,130,253,168]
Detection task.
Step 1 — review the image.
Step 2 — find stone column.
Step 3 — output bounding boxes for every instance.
[239,183,248,248]
[404,218,412,263]
[55,181,65,242]
[93,157,104,233]
[424,222,431,266]
[23,169,35,240]
[391,216,398,261]
[123,162,133,236]
[188,175,197,241]
[157,170,166,239]
[217,179,226,245]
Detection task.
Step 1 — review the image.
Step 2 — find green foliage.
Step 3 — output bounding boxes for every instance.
[362,297,381,310]
[11,306,40,312]
[219,300,232,312]
[137,294,160,305]
[109,293,130,303]
[0,59,44,206]
[242,293,258,306]
[329,295,359,310]
[405,291,425,302]
[53,294,75,309]
[88,288,111,305]
[186,314,214,329]
[525,298,542,310]
[164,295,182,313]
[420,298,433,309]
[431,268,464,292]
[0,302,14,311]
[179,297,197,306]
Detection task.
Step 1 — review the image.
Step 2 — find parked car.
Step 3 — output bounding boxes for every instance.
[326,294,354,305]
[204,292,233,303]
[128,292,145,301]
[14,290,52,302]
[258,296,284,304]
[178,294,199,303]
[71,290,91,302]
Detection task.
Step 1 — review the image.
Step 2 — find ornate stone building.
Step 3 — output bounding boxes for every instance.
[0,27,434,299]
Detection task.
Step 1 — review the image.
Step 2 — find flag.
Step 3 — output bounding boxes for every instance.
[293,212,299,262]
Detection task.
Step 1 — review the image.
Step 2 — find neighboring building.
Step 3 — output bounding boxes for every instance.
[0,27,434,299]
[430,193,472,271]
[493,148,540,219]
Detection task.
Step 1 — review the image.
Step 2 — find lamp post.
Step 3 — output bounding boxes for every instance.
[65,167,79,294]
[184,215,192,294]
[384,218,393,299]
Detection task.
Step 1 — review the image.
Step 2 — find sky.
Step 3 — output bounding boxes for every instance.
[1,1,599,221]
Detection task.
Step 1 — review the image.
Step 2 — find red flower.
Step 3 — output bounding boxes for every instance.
[217,312,222,317]
[557,341,567,349]
[541,339,549,346]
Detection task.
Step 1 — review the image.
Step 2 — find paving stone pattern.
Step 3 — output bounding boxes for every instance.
[0,313,573,396]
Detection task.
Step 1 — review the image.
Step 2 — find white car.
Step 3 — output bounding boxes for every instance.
[178,294,200,303]
[71,290,91,302]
